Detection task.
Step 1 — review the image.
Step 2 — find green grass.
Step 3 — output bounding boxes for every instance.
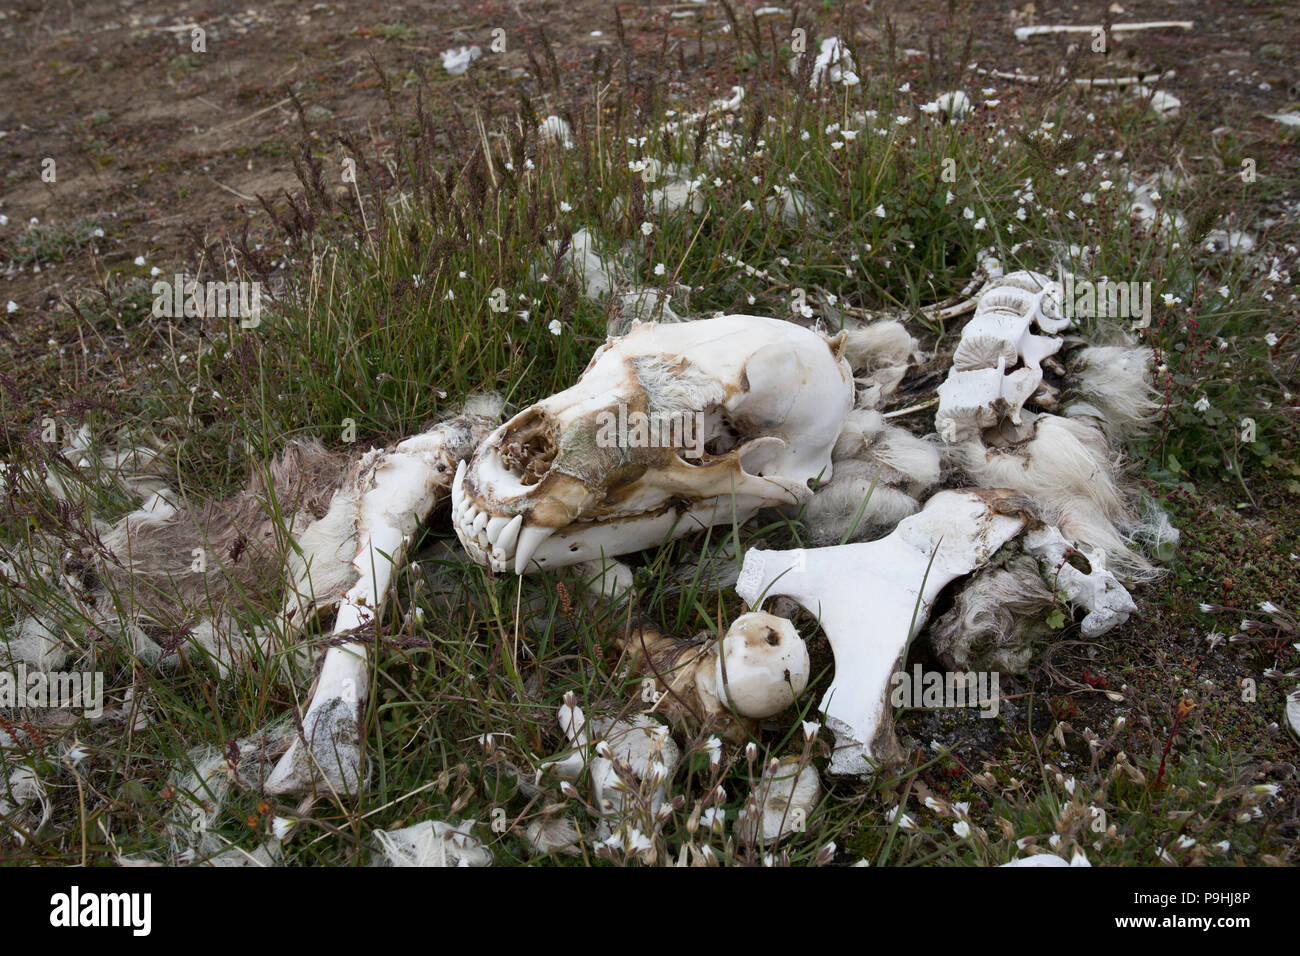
[1,26,1296,866]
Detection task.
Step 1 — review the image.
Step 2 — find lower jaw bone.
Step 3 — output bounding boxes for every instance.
[734,489,1029,776]
[454,455,805,575]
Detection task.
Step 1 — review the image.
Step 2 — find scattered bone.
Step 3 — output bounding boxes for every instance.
[1265,112,1300,129]
[738,757,821,845]
[977,67,1175,88]
[1025,526,1137,637]
[798,37,859,89]
[1202,229,1255,255]
[440,46,482,76]
[736,489,1031,775]
[1287,688,1300,739]
[1014,21,1192,41]
[710,86,745,113]
[538,115,574,148]
[1135,86,1181,119]
[607,612,809,741]
[1001,851,1091,866]
[765,185,820,226]
[557,697,680,838]
[952,279,1065,371]
[373,819,492,867]
[920,91,971,121]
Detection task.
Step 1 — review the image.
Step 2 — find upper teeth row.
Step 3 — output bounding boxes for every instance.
[451,459,552,574]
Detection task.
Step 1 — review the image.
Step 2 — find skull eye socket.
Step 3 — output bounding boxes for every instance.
[700,407,740,457]
[498,409,557,486]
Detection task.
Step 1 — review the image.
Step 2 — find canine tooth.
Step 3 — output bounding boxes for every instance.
[514,525,553,575]
[497,514,523,557]
[486,516,509,545]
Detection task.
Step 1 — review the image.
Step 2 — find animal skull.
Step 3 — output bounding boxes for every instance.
[453,316,855,574]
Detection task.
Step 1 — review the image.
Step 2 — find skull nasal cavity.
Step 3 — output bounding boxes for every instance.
[499,409,557,486]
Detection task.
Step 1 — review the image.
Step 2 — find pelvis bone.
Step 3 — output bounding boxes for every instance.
[735,489,1031,777]
[453,316,855,573]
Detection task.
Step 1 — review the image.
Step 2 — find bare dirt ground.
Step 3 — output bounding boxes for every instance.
[2,0,1296,328]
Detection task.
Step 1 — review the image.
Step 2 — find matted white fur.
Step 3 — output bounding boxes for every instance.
[802,409,941,544]
[839,321,917,409]
[1065,345,1158,442]
[956,413,1155,579]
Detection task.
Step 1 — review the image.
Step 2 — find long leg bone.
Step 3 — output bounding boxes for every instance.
[734,489,1031,776]
[266,417,493,795]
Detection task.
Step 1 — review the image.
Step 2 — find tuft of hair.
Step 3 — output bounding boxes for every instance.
[803,410,942,544]
[1064,345,1158,443]
[2,615,69,671]
[839,321,917,408]
[832,409,942,490]
[802,460,922,545]
[94,439,351,632]
[957,413,1158,580]
[166,724,294,864]
[928,552,1057,673]
[555,227,627,301]
[461,391,505,423]
[1131,496,1181,562]
[372,819,492,867]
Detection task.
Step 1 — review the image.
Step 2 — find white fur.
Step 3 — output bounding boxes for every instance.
[555,227,626,300]
[840,321,916,409]
[1065,345,1158,442]
[3,616,69,671]
[957,413,1156,579]
[804,409,942,544]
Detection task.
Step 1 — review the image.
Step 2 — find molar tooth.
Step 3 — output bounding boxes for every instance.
[473,512,489,534]
[513,525,554,575]
[486,515,508,543]
[496,514,523,557]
